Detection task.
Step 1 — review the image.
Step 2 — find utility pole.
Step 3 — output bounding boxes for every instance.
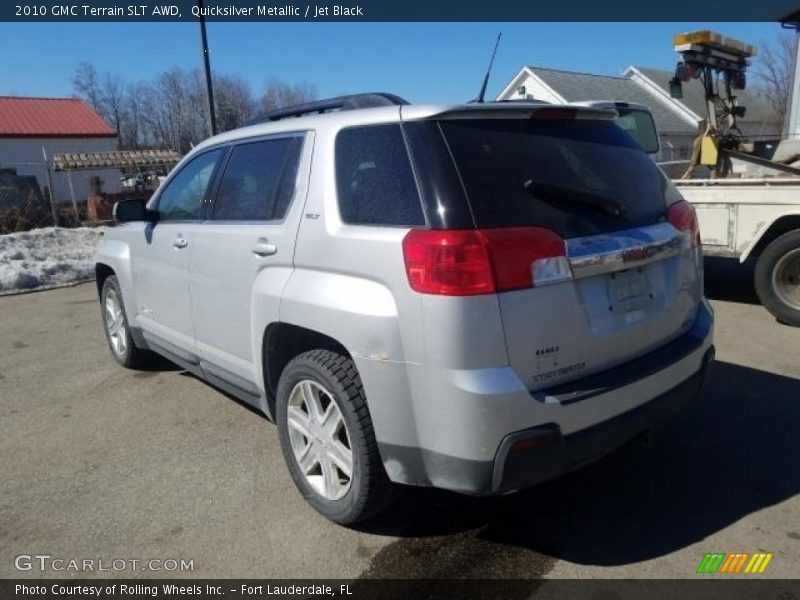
[41,146,58,226]
[785,25,800,139]
[197,0,217,136]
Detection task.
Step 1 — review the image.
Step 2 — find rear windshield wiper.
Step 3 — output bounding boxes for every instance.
[523,178,626,218]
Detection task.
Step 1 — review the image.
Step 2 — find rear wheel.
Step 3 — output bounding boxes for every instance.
[276,349,394,524]
[100,275,153,368]
[755,230,800,327]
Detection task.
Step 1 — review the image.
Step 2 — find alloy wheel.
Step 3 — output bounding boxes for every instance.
[104,289,127,357]
[286,379,353,501]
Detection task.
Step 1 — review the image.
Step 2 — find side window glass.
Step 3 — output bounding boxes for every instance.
[335,124,425,226]
[212,137,303,221]
[157,149,222,221]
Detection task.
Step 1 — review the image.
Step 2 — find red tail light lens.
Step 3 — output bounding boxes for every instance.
[402,230,494,296]
[667,200,700,247]
[402,227,570,296]
[482,227,569,291]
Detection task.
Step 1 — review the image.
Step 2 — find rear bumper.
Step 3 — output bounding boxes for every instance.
[492,344,713,493]
[377,300,714,493]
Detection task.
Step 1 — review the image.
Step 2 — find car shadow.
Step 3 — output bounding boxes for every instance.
[703,256,760,305]
[356,360,800,568]
[134,353,183,372]
[176,370,268,420]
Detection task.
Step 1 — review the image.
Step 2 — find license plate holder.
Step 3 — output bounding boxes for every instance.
[608,268,651,313]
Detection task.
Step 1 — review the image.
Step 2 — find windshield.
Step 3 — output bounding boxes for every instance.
[439,118,677,237]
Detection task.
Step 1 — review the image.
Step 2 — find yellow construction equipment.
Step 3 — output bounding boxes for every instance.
[670,29,800,179]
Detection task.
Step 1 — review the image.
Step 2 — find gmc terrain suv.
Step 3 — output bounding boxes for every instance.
[96,93,714,524]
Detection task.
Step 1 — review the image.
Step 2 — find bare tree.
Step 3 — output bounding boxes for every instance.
[158,69,190,152]
[188,69,212,143]
[754,32,797,124]
[72,62,316,152]
[72,64,128,146]
[259,80,318,113]
[136,81,168,148]
[72,62,102,112]
[215,74,256,132]
[100,72,126,146]
[148,68,213,153]
[121,83,145,149]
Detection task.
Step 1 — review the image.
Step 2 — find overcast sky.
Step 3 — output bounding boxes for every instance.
[0,22,788,103]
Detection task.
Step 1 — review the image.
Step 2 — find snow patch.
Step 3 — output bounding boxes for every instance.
[0,227,105,294]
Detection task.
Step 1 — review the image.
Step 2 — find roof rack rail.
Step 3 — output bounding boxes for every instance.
[247,93,409,125]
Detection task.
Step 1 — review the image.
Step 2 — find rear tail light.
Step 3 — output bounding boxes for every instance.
[402,230,494,296]
[667,200,700,247]
[402,227,571,296]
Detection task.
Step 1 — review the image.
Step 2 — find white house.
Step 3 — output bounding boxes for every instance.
[497,65,782,162]
[0,96,122,204]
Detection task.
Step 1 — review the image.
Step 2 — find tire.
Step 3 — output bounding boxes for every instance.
[100,275,153,368]
[754,230,800,327]
[276,349,394,525]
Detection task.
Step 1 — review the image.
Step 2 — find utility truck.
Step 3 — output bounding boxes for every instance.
[597,30,800,326]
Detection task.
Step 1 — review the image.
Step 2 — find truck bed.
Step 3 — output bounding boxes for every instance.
[674,178,800,260]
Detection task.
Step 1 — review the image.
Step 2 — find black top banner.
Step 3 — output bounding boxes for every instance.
[2,0,800,22]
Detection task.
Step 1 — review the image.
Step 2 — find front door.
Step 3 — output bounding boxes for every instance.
[189,134,309,389]
[132,148,224,354]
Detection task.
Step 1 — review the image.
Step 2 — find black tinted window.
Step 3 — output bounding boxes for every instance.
[158,149,222,221]
[213,137,303,221]
[440,119,674,237]
[335,124,425,226]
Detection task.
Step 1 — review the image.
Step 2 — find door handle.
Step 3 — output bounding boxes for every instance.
[252,239,278,257]
[172,238,188,249]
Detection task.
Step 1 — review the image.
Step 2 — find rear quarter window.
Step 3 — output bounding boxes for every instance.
[335,124,425,227]
[439,118,675,237]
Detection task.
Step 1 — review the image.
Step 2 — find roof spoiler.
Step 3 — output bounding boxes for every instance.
[247,93,409,125]
[423,102,618,121]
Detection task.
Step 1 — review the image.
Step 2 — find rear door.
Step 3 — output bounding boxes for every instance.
[133,148,224,354]
[189,133,309,392]
[438,116,702,390]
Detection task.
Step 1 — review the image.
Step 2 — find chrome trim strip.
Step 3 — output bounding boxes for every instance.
[567,222,683,279]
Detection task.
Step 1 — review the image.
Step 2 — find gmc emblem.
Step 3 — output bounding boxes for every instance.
[622,246,655,263]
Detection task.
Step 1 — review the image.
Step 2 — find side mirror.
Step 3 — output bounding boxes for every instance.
[114,199,156,223]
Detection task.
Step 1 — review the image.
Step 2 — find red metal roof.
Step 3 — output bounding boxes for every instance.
[0,96,117,138]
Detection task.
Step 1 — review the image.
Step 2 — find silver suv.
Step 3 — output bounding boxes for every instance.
[96,93,714,524]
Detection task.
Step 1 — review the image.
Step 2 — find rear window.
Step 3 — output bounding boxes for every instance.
[439,118,675,237]
[335,124,425,227]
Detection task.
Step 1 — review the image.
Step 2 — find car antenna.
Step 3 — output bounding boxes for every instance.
[472,32,502,103]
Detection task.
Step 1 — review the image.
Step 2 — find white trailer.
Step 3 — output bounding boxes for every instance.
[675,178,800,325]
[676,179,800,258]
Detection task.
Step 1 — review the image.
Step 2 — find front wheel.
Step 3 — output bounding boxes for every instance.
[754,230,800,327]
[276,349,394,524]
[100,275,153,368]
